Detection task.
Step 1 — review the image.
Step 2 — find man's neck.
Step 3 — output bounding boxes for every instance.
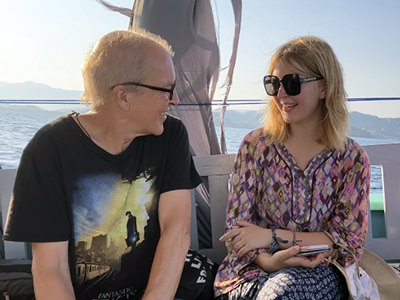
[78,109,139,155]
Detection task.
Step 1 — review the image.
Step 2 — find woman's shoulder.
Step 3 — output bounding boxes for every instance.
[241,127,268,144]
[336,137,370,165]
[238,127,275,157]
[345,138,368,154]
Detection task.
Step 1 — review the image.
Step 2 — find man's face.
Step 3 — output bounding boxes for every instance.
[126,44,179,136]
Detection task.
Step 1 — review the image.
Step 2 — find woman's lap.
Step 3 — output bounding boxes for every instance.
[217,265,348,300]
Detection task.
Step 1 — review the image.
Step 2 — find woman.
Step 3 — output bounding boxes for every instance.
[214,36,370,299]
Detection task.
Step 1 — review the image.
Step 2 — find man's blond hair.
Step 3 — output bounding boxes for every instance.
[81,29,173,109]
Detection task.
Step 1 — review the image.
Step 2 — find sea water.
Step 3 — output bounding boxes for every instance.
[1,104,399,194]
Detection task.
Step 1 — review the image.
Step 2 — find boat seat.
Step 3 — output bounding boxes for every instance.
[191,154,235,264]
[0,169,34,299]
[190,147,400,265]
[363,144,400,261]
[0,144,399,294]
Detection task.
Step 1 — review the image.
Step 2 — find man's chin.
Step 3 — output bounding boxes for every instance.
[152,126,164,136]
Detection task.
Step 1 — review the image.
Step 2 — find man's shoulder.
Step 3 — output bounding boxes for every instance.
[24,113,76,154]
[160,115,187,139]
[35,113,74,136]
[164,114,184,129]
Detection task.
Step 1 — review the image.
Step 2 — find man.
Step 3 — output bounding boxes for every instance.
[125,211,139,247]
[4,30,214,300]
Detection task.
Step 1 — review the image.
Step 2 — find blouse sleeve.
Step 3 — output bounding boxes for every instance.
[326,147,370,266]
[223,135,267,274]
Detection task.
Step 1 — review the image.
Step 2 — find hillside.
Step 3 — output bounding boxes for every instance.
[212,110,400,140]
[0,81,82,100]
[350,112,400,139]
[1,81,399,140]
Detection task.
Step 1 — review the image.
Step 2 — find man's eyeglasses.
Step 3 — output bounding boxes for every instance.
[263,74,323,96]
[111,81,176,100]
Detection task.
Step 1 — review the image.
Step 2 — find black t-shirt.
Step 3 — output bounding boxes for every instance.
[5,113,201,299]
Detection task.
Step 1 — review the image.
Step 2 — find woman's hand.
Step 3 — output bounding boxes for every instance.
[255,247,327,272]
[220,220,270,258]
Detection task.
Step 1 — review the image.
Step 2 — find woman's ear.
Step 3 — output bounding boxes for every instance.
[319,80,327,100]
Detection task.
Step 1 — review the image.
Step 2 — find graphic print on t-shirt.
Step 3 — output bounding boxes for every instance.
[72,170,156,296]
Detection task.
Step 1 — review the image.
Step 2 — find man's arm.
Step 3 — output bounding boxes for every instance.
[142,189,191,300]
[31,241,75,300]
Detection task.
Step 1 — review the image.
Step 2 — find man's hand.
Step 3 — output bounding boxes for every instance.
[220,220,270,258]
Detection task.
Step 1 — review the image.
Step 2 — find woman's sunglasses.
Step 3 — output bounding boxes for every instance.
[263,74,323,96]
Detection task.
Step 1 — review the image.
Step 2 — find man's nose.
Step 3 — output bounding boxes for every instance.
[169,91,179,106]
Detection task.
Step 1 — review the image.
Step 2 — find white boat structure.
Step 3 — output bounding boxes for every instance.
[1,143,400,263]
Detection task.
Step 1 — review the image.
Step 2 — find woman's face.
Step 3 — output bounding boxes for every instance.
[271,61,326,128]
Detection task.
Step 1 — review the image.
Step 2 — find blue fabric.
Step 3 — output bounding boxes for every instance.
[217,265,348,300]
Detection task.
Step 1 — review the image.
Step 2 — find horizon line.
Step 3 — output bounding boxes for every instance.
[1,97,400,105]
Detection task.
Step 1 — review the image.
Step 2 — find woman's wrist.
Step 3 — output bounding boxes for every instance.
[264,228,273,248]
[254,252,272,271]
[292,230,302,246]
[268,227,289,254]
[255,252,280,272]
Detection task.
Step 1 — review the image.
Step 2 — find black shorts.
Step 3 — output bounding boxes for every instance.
[175,249,218,300]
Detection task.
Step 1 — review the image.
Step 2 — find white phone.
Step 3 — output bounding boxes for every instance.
[296,245,330,256]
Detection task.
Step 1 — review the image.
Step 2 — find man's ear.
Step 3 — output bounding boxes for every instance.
[112,86,130,110]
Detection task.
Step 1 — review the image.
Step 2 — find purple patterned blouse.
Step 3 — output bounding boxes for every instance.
[214,128,370,296]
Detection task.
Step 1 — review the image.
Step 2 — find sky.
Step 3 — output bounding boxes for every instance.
[1,0,400,117]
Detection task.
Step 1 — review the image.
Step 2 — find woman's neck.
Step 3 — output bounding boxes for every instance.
[289,120,321,143]
[284,123,325,170]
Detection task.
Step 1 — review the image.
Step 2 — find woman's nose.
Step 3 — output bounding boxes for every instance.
[276,83,288,98]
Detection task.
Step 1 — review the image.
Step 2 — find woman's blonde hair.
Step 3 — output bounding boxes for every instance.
[81,29,173,109]
[263,36,348,150]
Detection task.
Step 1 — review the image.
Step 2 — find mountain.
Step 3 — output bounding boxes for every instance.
[212,110,400,140]
[0,81,82,100]
[213,109,264,129]
[0,81,399,140]
[349,112,400,139]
